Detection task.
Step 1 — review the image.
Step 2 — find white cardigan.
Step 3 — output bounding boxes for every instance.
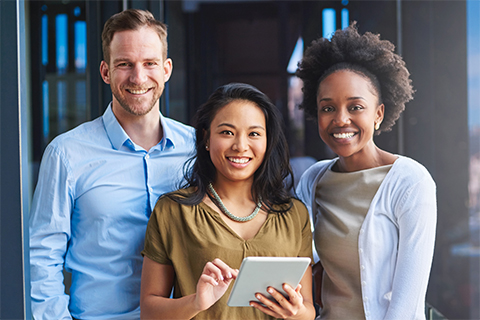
[296,156,437,320]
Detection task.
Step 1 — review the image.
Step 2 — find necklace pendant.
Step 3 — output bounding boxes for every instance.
[208,183,261,223]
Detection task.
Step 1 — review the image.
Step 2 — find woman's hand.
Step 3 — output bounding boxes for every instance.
[194,258,238,312]
[250,283,309,319]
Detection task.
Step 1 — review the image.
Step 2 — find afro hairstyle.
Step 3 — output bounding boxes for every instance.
[296,22,414,134]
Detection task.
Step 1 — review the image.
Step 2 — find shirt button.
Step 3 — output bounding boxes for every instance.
[149,187,153,192]
[362,281,367,286]
[361,265,365,270]
[360,229,364,234]
[359,248,364,254]
[145,154,150,159]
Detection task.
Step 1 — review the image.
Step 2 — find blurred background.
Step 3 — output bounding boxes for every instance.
[1,0,479,318]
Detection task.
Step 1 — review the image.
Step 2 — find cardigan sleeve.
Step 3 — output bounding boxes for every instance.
[384,172,437,319]
[296,163,317,230]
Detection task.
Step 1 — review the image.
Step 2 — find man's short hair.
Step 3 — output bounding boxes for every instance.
[101,9,168,64]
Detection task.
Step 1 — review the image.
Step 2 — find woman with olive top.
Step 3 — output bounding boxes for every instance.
[140,83,315,320]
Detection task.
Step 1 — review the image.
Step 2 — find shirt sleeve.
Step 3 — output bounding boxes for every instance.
[385,173,437,319]
[29,144,73,320]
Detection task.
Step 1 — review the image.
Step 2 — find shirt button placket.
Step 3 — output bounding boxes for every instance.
[364,294,370,319]
[359,244,368,319]
[144,153,153,210]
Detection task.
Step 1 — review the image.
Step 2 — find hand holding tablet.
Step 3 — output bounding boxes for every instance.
[195,258,239,311]
[227,256,311,307]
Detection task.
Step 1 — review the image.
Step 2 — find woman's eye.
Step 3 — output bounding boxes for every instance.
[320,106,334,112]
[250,132,261,137]
[351,105,363,111]
[220,130,233,135]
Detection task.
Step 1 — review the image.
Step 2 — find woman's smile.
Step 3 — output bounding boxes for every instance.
[227,157,251,165]
[332,132,356,139]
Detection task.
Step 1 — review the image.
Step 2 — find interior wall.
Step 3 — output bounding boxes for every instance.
[185,1,302,134]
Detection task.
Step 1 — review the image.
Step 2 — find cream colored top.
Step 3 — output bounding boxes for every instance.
[315,164,391,319]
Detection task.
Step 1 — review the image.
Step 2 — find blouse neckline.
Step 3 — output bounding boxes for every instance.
[198,201,273,242]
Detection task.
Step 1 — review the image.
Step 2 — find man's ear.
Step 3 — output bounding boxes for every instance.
[163,58,173,83]
[100,61,110,84]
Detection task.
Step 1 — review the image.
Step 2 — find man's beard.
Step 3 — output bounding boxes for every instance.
[112,86,161,116]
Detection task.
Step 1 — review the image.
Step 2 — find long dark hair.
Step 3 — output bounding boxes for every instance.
[168,83,293,212]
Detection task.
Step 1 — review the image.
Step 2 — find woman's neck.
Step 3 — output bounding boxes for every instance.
[210,179,255,204]
[335,145,397,173]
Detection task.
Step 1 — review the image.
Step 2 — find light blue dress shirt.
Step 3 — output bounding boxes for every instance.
[30,104,195,320]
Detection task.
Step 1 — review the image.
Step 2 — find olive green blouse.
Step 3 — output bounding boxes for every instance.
[142,188,313,320]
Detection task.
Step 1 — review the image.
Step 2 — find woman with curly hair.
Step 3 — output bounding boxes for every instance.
[295,23,437,319]
[140,83,315,319]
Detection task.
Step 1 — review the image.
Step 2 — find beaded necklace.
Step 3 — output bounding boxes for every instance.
[207,183,261,222]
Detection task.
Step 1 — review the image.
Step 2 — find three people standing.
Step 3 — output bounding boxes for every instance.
[29,8,436,320]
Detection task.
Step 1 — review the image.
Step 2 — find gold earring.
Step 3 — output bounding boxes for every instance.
[375,122,381,130]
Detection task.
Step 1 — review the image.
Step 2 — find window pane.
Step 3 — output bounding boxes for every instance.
[322,8,336,39]
[56,14,68,74]
[42,15,48,65]
[74,21,87,73]
[466,1,480,318]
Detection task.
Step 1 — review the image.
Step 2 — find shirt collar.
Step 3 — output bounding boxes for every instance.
[159,112,176,150]
[102,103,175,151]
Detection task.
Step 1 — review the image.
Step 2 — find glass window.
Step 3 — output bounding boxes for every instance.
[34,2,89,153]
[322,8,336,39]
[287,37,305,158]
[466,1,480,318]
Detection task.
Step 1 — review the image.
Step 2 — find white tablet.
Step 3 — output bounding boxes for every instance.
[227,256,311,307]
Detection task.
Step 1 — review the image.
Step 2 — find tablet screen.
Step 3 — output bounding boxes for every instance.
[227,256,311,307]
